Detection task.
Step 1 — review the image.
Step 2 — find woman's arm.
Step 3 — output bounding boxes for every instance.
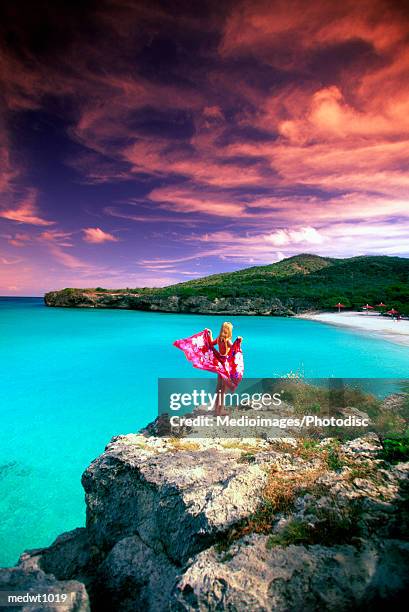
[205,328,217,345]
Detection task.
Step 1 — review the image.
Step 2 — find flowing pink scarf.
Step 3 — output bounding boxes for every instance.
[173,328,244,390]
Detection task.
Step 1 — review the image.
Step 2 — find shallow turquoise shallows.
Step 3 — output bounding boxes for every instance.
[0,297,408,566]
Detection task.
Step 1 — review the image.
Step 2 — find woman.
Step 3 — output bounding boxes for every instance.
[173,321,244,413]
[207,322,241,414]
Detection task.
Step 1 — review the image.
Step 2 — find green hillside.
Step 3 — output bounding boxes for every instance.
[156,254,409,312]
[47,254,409,314]
[169,254,335,286]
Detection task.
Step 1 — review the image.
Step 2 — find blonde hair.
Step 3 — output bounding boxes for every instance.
[218,321,233,341]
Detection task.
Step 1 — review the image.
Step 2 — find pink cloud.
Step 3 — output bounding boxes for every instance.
[68,73,204,162]
[143,186,409,227]
[36,228,89,270]
[3,0,406,208]
[39,230,74,247]
[82,227,119,244]
[142,263,179,271]
[180,227,327,260]
[0,189,54,226]
[47,245,88,269]
[140,250,222,265]
[148,187,247,216]
[203,106,224,120]
[104,204,201,226]
[0,255,23,265]
[123,140,263,188]
[2,232,32,247]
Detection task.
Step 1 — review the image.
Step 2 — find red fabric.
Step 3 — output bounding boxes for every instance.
[173,329,244,390]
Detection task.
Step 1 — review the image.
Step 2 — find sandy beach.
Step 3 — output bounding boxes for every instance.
[298,311,409,347]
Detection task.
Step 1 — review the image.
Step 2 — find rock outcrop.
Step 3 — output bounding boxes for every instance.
[1,432,409,610]
[174,536,409,610]
[44,290,312,316]
[0,560,90,612]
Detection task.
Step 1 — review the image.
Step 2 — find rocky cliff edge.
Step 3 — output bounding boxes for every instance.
[44,290,312,316]
[1,432,409,611]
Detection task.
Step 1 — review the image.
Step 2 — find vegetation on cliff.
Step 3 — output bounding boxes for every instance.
[45,254,409,314]
[160,254,409,311]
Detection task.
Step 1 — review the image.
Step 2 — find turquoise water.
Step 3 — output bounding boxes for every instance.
[0,297,408,566]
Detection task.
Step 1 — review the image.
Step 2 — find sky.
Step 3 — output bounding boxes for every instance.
[0,0,409,295]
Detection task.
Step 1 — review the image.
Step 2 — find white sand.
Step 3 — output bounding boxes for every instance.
[298,311,409,347]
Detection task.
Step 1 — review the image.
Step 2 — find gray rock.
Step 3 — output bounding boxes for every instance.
[172,535,409,611]
[95,535,178,612]
[381,393,407,414]
[2,433,409,611]
[44,290,304,316]
[81,436,269,563]
[0,565,90,612]
[19,528,92,581]
[342,433,382,458]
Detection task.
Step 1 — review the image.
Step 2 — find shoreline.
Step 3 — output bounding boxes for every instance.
[298,311,409,347]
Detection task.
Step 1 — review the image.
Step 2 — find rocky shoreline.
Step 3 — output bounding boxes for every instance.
[44,290,315,316]
[1,423,409,611]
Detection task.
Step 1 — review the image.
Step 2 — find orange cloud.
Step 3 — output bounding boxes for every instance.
[121,138,264,188]
[82,227,119,244]
[219,0,406,60]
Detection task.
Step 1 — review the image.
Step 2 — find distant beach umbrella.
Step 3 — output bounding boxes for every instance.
[362,304,374,314]
[376,302,386,308]
[387,308,399,315]
[335,302,345,313]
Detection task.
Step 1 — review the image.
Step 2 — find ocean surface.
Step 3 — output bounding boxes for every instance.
[1,297,409,566]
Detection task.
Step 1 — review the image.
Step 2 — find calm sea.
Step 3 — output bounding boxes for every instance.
[1,297,408,566]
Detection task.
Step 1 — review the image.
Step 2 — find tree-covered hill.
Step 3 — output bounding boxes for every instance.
[156,254,409,312]
[45,254,409,314]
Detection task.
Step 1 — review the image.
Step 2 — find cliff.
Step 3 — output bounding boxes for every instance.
[44,254,409,315]
[44,290,302,315]
[2,426,409,611]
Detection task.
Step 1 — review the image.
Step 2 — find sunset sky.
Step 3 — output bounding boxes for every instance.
[1,0,409,295]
